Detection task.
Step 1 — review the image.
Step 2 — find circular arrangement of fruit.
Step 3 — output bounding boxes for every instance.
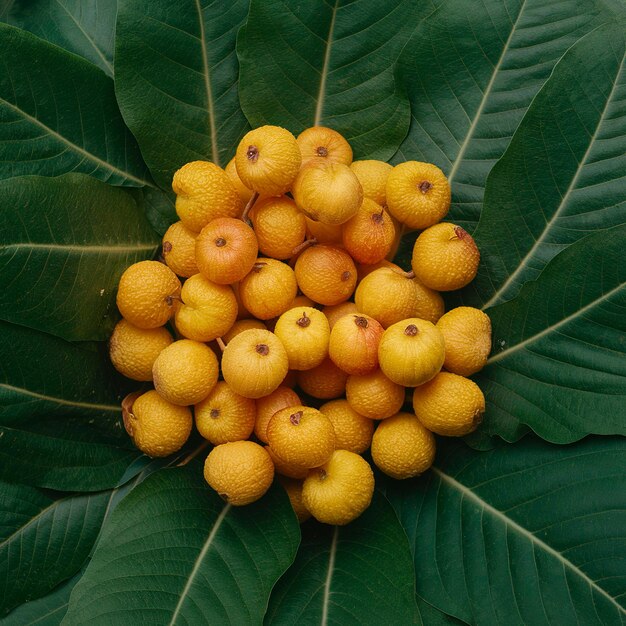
[114,124,491,525]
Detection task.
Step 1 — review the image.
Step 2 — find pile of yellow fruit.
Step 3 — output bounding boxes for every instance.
[110,125,491,526]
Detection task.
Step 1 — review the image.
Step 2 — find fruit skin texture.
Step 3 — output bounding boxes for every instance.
[323,301,359,329]
[378,318,445,387]
[116,260,181,329]
[235,125,301,196]
[195,381,256,445]
[267,405,335,469]
[328,314,384,376]
[386,161,450,229]
[126,390,192,457]
[292,162,363,225]
[255,386,301,443]
[296,126,353,168]
[411,222,480,291]
[174,273,237,342]
[297,356,348,400]
[161,221,199,278]
[223,319,267,344]
[436,307,492,376]
[294,245,357,306]
[265,446,309,480]
[239,258,298,320]
[204,441,274,506]
[412,371,485,437]
[277,476,311,523]
[109,319,173,381]
[152,339,219,405]
[345,369,405,420]
[195,217,258,284]
[221,329,289,399]
[302,450,375,526]
[172,160,244,232]
[371,412,435,479]
[225,156,254,203]
[355,266,444,328]
[350,159,393,206]
[304,216,343,245]
[274,306,330,371]
[319,399,374,454]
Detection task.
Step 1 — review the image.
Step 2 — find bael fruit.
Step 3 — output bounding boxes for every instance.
[296,356,348,400]
[254,385,301,443]
[345,369,405,420]
[225,156,254,203]
[319,399,374,454]
[161,221,199,278]
[223,318,267,344]
[323,301,359,329]
[265,445,310,480]
[277,476,311,523]
[328,314,384,375]
[304,216,343,244]
[297,126,353,168]
[350,159,393,206]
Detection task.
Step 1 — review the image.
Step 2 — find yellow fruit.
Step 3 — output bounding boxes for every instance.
[371,412,435,479]
[378,318,445,387]
[350,160,393,206]
[277,476,311,523]
[291,294,316,309]
[411,223,480,291]
[296,126,353,168]
[292,162,363,225]
[323,301,359,329]
[274,306,330,370]
[355,267,444,327]
[250,195,306,260]
[124,390,192,457]
[235,125,301,196]
[319,399,373,454]
[265,446,309,480]
[356,259,400,282]
[267,405,335,468]
[116,260,181,329]
[412,371,485,436]
[172,161,244,232]
[294,245,357,306]
[296,356,348,400]
[152,339,218,405]
[386,161,450,229]
[302,450,374,525]
[174,274,237,342]
[221,329,289,399]
[328,314,384,375]
[342,198,396,265]
[304,216,343,245]
[223,319,267,344]
[204,441,274,506]
[239,258,298,320]
[255,386,301,443]
[109,319,173,381]
[345,369,405,420]
[195,381,256,445]
[225,156,254,203]
[161,221,199,278]
[436,307,492,376]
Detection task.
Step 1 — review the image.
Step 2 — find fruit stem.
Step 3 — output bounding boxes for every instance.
[241,191,259,223]
[402,270,415,279]
[216,337,226,352]
[176,440,211,467]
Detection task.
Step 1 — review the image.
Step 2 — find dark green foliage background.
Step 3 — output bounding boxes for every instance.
[0,0,624,623]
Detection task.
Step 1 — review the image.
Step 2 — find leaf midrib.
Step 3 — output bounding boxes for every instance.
[0,242,157,254]
[314,0,339,126]
[321,525,339,626]
[432,466,626,617]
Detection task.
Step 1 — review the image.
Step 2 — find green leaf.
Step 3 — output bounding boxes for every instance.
[467,23,626,307]
[0,175,159,342]
[393,0,616,228]
[63,467,301,624]
[0,23,150,186]
[141,186,178,236]
[0,321,130,425]
[382,437,626,625]
[265,492,419,625]
[3,0,117,76]
[476,224,626,444]
[114,0,251,188]
[237,0,428,161]
[0,482,113,616]
[417,596,467,626]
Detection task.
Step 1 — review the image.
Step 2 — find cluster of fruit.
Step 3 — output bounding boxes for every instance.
[110,124,491,526]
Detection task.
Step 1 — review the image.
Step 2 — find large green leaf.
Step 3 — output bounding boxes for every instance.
[475,224,626,444]
[466,23,626,308]
[63,467,300,624]
[237,0,429,161]
[393,0,617,228]
[114,0,250,188]
[0,23,150,186]
[382,437,626,625]
[0,174,159,341]
[265,491,419,625]
[3,0,117,76]
[0,321,130,424]
[0,482,113,616]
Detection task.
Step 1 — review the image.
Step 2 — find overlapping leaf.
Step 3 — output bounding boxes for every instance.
[115,0,251,188]
[383,437,626,625]
[0,174,159,341]
[63,468,300,624]
[265,492,419,625]
[238,0,431,161]
[393,0,618,228]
